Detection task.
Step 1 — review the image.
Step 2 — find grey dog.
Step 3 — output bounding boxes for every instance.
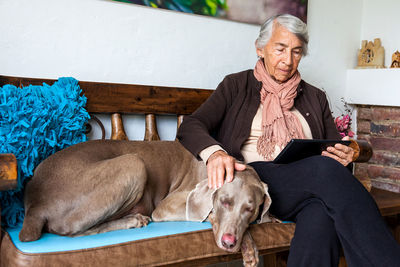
[19,140,273,266]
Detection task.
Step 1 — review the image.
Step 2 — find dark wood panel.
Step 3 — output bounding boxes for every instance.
[81,80,212,115]
[0,75,55,88]
[0,75,213,115]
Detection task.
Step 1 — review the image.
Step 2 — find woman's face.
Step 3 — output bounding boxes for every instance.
[256,24,303,83]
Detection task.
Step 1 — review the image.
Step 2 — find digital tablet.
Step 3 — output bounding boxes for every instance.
[273,139,351,164]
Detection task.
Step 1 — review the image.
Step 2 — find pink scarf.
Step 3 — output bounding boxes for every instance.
[253,59,305,161]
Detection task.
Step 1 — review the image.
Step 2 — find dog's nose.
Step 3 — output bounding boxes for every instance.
[221,233,237,249]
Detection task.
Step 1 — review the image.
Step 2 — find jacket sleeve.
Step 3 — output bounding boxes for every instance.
[319,91,342,139]
[317,90,355,171]
[177,76,235,159]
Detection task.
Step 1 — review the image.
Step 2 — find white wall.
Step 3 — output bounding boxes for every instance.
[300,0,362,115]
[1,0,395,139]
[0,0,258,89]
[361,0,400,67]
[343,0,400,109]
[0,0,259,140]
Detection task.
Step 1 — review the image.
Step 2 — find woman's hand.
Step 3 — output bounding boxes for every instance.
[206,150,246,189]
[321,136,354,166]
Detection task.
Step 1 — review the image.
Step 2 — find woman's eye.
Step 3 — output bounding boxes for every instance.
[293,50,302,57]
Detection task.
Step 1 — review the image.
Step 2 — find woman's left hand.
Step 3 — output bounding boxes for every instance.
[321,136,354,166]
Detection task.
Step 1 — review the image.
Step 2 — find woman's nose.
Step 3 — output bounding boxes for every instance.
[282,51,293,66]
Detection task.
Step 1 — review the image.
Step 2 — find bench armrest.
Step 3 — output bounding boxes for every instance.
[0,154,18,191]
[350,140,373,163]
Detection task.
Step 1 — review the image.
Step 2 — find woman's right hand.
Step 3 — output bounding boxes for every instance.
[206,150,246,189]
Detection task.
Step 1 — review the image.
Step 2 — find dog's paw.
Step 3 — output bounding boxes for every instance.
[241,231,259,267]
[241,245,259,267]
[126,214,151,228]
[242,254,259,267]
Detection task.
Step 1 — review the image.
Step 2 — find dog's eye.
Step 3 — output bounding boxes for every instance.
[245,207,253,213]
[221,200,231,208]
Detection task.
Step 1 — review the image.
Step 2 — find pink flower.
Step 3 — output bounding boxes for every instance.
[335,114,354,137]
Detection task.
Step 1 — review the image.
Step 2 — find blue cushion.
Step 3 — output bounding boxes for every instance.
[7,221,212,253]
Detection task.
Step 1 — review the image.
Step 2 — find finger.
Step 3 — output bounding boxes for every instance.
[336,145,353,162]
[330,146,354,163]
[225,163,234,183]
[216,165,225,188]
[207,165,213,188]
[326,146,346,159]
[212,165,218,189]
[334,143,351,153]
[235,162,246,171]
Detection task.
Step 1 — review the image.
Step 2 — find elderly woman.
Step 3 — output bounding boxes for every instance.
[178,14,400,267]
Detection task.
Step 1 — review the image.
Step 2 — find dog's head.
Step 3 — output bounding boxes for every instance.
[186,166,272,252]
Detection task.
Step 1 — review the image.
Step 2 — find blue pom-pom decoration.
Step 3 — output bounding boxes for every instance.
[0,77,90,227]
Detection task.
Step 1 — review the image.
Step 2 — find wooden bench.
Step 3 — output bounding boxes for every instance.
[0,75,399,267]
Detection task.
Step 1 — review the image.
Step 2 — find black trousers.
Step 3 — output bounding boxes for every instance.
[249,156,400,267]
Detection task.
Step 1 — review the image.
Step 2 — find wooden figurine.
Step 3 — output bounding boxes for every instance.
[357,38,385,68]
[390,50,400,68]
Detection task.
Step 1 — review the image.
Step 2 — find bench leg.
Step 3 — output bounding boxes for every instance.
[263,251,348,267]
[384,214,400,243]
[263,251,287,267]
[339,256,348,267]
[395,214,400,243]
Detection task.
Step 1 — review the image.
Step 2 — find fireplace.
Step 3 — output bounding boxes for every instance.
[354,105,400,192]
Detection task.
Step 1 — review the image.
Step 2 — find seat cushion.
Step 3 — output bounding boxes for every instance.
[6,221,212,253]
[1,221,295,267]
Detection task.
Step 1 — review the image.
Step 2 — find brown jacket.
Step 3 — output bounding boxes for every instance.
[177,69,341,161]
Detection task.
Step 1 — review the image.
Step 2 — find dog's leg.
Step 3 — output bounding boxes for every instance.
[19,209,46,242]
[152,191,190,221]
[46,154,150,237]
[75,213,151,236]
[241,230,259,267]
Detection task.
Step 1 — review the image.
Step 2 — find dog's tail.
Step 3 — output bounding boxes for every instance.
[19,211,46,242]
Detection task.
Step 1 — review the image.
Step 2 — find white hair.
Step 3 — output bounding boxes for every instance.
[255,14,309,56]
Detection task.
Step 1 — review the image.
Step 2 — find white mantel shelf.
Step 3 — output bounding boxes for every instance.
[345,69,400,107]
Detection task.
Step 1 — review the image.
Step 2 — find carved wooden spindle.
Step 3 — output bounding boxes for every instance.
[175,115,184,140]
[144,114,160,141]
[111,113,128,140]
[177,115,184,130]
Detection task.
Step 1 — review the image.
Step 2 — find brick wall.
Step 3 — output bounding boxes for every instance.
[354,105,400,192]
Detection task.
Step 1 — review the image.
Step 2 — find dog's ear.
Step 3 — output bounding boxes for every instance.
[186,179,216,222]
[258,181,274,223]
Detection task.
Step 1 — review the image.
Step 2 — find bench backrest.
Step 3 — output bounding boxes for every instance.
[0,75,213,141]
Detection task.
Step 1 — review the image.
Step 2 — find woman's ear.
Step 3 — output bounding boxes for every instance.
[255,42,264,58]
